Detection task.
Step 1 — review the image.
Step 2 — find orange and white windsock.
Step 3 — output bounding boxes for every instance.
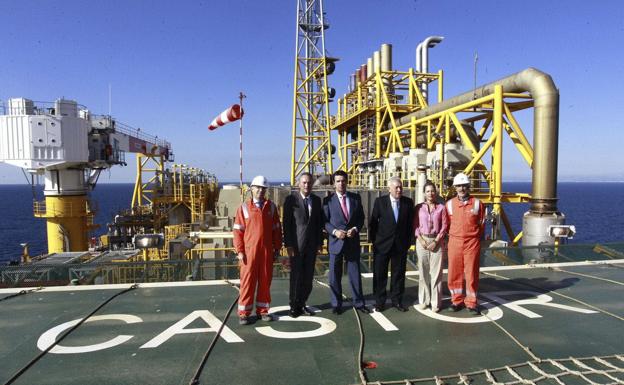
[208,104,244,131]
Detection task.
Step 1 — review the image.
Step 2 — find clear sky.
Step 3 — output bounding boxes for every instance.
[1,0,623,184]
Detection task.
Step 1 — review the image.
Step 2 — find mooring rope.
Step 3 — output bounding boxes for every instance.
[314,278,369,385]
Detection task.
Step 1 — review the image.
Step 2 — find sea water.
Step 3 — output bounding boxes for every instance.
[1,182,622,263]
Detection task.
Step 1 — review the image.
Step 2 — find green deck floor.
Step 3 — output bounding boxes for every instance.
[0,260,623,385]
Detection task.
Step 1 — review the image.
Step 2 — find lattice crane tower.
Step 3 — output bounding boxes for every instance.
[290,0,337,185]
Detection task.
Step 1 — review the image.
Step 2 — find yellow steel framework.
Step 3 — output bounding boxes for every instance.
[331,68,442,176]
[331,66,537,243]
[290,0,335,185]
[161,163,218,224]
[131,153,165,210]
[129,155,218,259]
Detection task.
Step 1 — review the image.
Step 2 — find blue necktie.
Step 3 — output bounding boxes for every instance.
[392,200,399,222]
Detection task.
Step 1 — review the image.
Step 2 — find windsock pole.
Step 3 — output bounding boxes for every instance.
[239,91,246,199]
[207,100,245,198]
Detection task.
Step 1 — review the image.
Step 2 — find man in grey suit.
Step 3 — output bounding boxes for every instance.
[322,170,370,314]
[283,172,324,318]
[369,176,414,312]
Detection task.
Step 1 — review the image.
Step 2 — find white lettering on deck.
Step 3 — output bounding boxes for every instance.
[141,310,243,348]
[37,314,142,354]
[254,306,336,339]
[34,291,599,353]
[480,291,598,318]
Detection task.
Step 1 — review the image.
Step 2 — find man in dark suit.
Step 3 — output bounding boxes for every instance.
[282,172,324,318]
[322,170,370,314]
[368,176,414,312]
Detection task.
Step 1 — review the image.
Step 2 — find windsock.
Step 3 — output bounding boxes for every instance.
[208,104,244,131]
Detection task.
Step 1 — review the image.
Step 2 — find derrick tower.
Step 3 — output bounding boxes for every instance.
[290,0,336,185]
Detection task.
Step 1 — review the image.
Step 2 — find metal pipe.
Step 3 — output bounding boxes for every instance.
[420,36,444,101]
[367,58,374,102]
[415,42,423,72]
[421,36,444,74]
[373,50,381,76]
[360,64,367,83]
[381,44,392,72]
[380,43,392,94]
[416,165,427,204]
[396,67,559,213]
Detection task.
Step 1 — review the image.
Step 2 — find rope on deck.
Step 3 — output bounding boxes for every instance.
[366,354,624,385]
[480,302,540,361]
[3,283,139,385]
[188,280,240,385]
[0,287,42,303]
[314,278,369,385]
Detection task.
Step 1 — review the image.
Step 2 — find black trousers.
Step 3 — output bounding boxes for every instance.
[373,245,407,306]
[289,249,317,308]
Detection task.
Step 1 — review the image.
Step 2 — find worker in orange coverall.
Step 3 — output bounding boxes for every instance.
[446,173,485,315]
[233,175,282,325]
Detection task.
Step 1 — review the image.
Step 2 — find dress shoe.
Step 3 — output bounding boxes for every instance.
[332,306,343,315]
[374,304,385,312]
[259,313,274,322]
[301,306,315,316]
[239,316,250,325]
[393,303,408,312]
[356,306,371,314]
[289,308,302,318]
[467,306,481,315]
[449,303,464,312]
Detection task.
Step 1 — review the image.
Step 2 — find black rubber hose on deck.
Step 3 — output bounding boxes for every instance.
[0,287,42,303]
[188,281,240,385]
[3,284,139,385]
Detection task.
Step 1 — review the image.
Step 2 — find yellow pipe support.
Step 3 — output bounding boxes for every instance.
[44,195,89,254]
[503,103,534,166]
[438,138,444,194]
[131,155,143,207]
[438,69,443,102]
[408,68,414,105]
[493,85,504,208]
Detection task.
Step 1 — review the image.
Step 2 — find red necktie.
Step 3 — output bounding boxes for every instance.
[340,195,349,220]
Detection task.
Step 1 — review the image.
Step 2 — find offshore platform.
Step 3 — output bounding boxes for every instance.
[0,2,621,385]
[1,0,572,273]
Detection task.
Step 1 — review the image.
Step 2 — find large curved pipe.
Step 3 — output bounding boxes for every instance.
[415,36,444,102]
[421,36,444,75]
[396,67,559,213]
[415,42,423,72]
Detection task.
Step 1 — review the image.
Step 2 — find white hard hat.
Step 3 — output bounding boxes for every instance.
[251,175,269,188]
[453,173,470,186]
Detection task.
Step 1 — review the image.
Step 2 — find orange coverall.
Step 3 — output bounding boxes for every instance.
[446,196,485,308]
[233,199,282,317]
